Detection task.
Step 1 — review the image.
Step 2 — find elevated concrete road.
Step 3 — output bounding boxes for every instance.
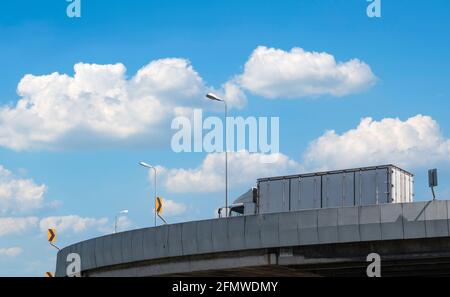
[56,200,450,277]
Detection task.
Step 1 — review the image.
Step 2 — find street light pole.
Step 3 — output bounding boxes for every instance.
[224,101,228,217]
[114,210,129,234]
[206,93,228,217]
[140,162,157,226]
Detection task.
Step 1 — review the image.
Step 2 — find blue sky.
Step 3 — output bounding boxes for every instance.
[1,0,450,276]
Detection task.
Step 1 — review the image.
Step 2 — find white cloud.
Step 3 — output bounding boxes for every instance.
[39,215,108,234]
[304,114,450,170]
[0,59,243,151]
[0,47,375,151]
[0,165,111,240]
[218,81,247,109]
[155,151,301,193]
[163,200,187,216]
[0,247,23,257]
[0,165,111,239]
[237,46,376,99]
[116,215,132,230]
[0,166,46,215]
[96,215,133,234]
[0,217,38,237]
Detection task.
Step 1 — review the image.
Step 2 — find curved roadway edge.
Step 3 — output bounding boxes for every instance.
[56,200,450,276]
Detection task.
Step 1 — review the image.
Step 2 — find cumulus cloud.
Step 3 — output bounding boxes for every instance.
[154,151,301,193]
[39,215,108,234]
[0,59,244,151]
[115,215,132,230]
[0,217,38,237]
[304,115,450,170]
[0,247,23,257]
[0,166,46,215]
[163,200,187,216]
[237,46,376,99]
[101,215,133,234]
[219,81,247,109]
[0,165,110,239]
[0,46,375,151]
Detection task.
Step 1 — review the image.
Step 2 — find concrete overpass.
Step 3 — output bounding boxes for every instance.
[55,200,450,277]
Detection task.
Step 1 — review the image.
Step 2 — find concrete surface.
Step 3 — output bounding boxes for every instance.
[55,200,450,277]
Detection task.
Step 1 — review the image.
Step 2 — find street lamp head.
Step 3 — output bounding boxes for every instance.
[119,210,129,215]
[139,161,153,169]
[206,93,223,102]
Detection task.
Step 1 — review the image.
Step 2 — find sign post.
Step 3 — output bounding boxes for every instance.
[428,169,438,200]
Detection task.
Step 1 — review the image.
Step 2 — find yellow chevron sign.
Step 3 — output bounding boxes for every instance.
[156,197,163,215]
[47,229,56,243]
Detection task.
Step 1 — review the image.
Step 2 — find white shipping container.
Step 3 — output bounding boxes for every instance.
[256,165,414,214]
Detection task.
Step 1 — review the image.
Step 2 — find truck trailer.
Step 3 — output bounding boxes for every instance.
[228,164,414,217]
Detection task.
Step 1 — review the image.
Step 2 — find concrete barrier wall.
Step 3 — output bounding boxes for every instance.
[55,200,450,276]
